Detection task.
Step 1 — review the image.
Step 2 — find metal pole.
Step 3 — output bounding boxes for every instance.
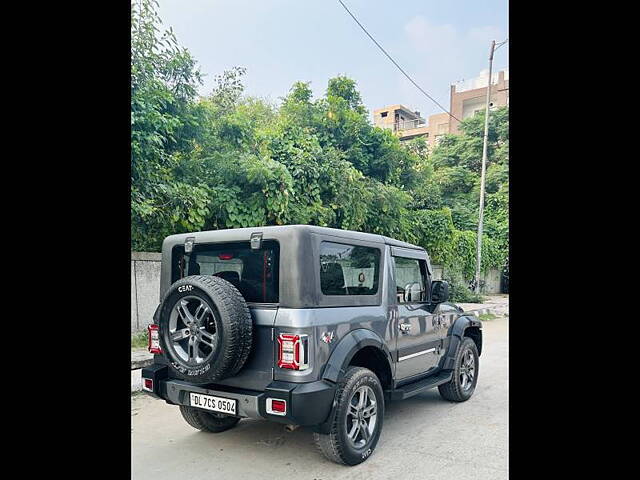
[474,40,495,294]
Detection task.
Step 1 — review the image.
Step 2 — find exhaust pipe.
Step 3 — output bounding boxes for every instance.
[284,424,299,432]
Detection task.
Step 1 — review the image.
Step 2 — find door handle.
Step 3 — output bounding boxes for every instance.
[399,323,411,333]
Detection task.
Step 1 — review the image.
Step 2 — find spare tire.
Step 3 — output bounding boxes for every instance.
[157,275,253,384]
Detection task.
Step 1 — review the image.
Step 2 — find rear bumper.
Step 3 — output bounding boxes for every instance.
[141,364,336,427]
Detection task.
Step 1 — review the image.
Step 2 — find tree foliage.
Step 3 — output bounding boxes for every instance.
[130,1,509,295]
[131,0,209,250]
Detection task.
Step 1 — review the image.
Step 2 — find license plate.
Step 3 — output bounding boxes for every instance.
[189,392,237,415]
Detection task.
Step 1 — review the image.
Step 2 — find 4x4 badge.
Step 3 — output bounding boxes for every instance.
[321,331,334,344]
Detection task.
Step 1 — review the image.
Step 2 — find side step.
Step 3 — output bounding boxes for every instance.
[387,370,453,400]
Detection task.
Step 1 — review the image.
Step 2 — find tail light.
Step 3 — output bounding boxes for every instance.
[148,324,162,354]
[277,333,309,370]
[266,398,287,416]
[142,378,153,392]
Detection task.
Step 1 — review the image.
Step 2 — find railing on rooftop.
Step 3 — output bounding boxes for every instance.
[393,119,426,131]
[375,118,427,132]
[453,69,509,93]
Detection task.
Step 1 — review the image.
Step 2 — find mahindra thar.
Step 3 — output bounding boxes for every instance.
[141,225,482,465]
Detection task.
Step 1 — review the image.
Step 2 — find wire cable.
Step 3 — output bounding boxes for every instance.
[337,0,462,122]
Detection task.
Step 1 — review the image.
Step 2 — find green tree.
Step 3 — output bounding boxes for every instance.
[129,0,508,299]
[131,0,209,250]
[423,107,509,294]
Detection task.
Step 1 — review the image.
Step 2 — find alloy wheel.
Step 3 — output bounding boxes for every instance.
[345,385,377,448]
[459,349,475,391]
[168,295,218,365]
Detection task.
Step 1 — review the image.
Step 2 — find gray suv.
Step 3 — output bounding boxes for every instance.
[142,225,482,465]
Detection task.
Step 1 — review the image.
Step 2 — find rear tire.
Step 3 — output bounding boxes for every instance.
[438,337,479,402]
[179,405,241,433]
[313,367,384,465]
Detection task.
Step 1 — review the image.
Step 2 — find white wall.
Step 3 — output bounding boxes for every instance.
[131,252,162,332]
[431,264,502,294]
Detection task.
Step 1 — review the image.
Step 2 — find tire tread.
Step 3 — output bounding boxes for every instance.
[159,275,253,383]
[313,366,384,465]
[438,337,478,402]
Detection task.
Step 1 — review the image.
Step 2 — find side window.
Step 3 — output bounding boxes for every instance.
[319,242,381,296]
[394,256,428,303]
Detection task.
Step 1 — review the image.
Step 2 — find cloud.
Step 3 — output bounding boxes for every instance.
[404,17,459,52]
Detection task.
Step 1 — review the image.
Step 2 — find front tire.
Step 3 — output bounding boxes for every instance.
[314,367,384,465]
[438,337,479,402]
[179,405,240,433]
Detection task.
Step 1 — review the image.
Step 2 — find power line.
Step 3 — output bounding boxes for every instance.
[337,0,462,123]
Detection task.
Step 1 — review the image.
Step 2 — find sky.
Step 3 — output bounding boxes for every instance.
[155,0,509,121]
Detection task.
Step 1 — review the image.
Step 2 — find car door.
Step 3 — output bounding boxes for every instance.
[392,253,442,381]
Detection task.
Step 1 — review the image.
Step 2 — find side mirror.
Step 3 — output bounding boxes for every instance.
[403,282,423,303]
[431,280,449,303]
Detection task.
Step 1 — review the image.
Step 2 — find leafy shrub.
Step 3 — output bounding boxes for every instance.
[130,0,509,283]
[131,331,148,349]
[444,274,484,303]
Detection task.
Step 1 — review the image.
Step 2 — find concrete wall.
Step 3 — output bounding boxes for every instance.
[431,264,502,294]
[131,252,162,332]
[482,268,502,294]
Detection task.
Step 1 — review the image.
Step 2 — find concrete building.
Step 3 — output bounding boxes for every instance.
[449,68,509,134]
[371,105,450,147]
[423,112,452,147]
[373,67,509,143]
[372,104,428,141]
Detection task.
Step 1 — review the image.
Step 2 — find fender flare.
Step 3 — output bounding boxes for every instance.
[321,328,394,384]
[312,328,393,434]
[441,315,483,370]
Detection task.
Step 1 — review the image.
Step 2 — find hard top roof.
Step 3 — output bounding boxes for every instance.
[164,224,425,251]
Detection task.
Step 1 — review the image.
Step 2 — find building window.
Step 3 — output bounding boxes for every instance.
[381,112,387,118]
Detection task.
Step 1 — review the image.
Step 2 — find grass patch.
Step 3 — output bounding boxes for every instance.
[131,331,148,349]
[478,313,498,321]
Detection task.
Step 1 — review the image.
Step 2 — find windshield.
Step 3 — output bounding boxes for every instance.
[171,240,279,303]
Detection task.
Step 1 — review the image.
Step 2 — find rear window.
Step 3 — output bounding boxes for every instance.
[319,242,381,296]
[172,240,279,303]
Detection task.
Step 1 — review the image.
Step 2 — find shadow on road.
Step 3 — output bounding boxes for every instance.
[140,388,455,461]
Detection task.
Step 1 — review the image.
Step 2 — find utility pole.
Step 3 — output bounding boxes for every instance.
[474,39,507,293]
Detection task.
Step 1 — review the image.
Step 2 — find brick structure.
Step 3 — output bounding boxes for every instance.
[449,69,509,134]
[372,68,509,144]
[372,104,428,141]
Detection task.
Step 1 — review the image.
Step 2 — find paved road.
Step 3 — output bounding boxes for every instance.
[132,317,508,479]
